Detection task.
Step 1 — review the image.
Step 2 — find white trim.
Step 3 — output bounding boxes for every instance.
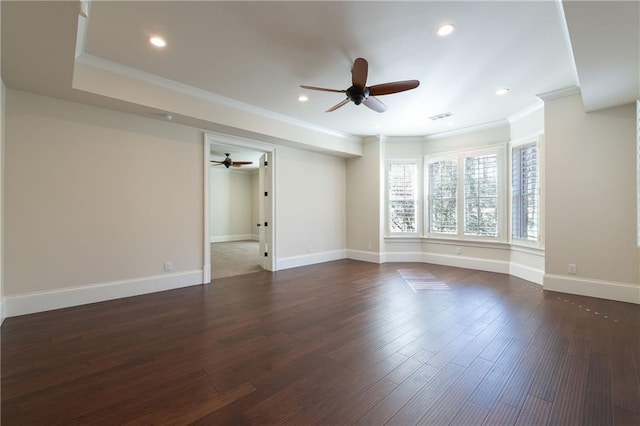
[510,130,544,148]
[424,119,509,141]
[203,264,211,284]
[203,134,211,285]
[0,299,5,325]
[543,274,640,305]
[554,0,581,88]
[277,250,346,271]
[509,136,542,247]
[5,270,205,317]
[536,86,581,102]
[205,132,277,272]
[346,249,383,264]
[508,102,544,124]
[510,263,544,285]
[210,234,255,243]
[76,54,358,143]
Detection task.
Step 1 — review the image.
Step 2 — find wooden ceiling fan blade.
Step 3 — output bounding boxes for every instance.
[351,58,368,89]
[363,96,387,113]
[369,80,420,96]
[300,85,346,94]
[232,161,253,166]
[325,98,350,112]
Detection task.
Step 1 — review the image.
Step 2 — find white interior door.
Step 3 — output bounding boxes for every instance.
[258,153,273,270]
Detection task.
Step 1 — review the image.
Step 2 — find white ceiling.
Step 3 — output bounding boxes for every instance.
[1,1,638,139]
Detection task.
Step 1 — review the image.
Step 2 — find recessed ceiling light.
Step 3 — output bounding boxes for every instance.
[149,36,166,48]
[298,94,309,102]
[437,24,455,37]
[374,124,382,130]
[496,87,510,96]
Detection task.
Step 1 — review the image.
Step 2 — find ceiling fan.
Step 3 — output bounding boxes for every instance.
[210,153,253,168]
[301,57,419,113]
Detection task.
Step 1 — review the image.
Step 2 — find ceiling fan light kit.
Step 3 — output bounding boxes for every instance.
[301,57,419,113]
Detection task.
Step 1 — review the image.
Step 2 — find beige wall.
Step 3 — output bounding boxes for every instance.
[209,168,253,240]
[346,136,384,256]
[544,94,638,285]
[424,123,511,154]
[5,90,204,295]
[510,106,544,141]
[276,146,346,259]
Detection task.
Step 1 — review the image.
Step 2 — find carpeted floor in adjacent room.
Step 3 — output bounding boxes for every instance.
[211,240,263,280]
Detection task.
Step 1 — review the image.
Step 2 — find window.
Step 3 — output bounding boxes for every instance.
[512,142,539,241]
[428,159,457,234]
[388,161,418,233]
[464,154,499,237]
[427,147,504,240]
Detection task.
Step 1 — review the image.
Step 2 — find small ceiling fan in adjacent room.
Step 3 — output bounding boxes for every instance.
[210,153,253,168]
[301,57,420,113]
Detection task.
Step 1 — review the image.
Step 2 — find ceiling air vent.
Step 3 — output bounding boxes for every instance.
[429,112,454,121]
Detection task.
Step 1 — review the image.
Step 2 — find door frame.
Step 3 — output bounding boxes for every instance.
[203,132,277,282]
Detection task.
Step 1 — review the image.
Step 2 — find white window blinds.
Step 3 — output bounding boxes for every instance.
[464,154,498,237]
[512,143,539,241]
[388,162,418,233]
[428,159,457,234]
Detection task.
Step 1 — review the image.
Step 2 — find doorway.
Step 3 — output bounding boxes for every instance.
[203,133,275,282]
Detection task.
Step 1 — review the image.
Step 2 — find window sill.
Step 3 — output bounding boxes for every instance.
[384,235,545,253]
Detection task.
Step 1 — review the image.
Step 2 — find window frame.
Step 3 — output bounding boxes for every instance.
[425,145,507,242]
[385,158,423,237]
[510,134,544,249]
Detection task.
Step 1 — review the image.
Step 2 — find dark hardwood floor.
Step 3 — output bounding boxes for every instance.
[2,260,639,425]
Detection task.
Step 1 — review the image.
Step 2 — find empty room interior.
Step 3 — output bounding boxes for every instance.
[1,1,639,425]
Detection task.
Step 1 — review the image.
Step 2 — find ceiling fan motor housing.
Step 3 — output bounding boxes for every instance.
[347,86,370,105]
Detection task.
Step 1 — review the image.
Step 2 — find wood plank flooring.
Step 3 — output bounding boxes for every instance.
[2,260,639,425]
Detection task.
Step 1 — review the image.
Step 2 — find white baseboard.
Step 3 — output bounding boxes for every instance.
[203,263,211,284]
[251,234,259,241]
[277,249,346,270]
[510,263,544,285]
[0,298,5,325]
[346,249,383,264]
[210,234,254,243]
[544,274,640,304]
[5,270,205,317]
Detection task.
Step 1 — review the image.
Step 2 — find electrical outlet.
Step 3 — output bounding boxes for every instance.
[163,261,172,272]
[456,247,462,255]
[568,264,576,274]
[307,245,312,253]
[367,243,373,251]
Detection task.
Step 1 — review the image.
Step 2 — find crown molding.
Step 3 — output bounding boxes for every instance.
[508,101,544,123]
[75,53,360,143]
[536,86,581,102]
